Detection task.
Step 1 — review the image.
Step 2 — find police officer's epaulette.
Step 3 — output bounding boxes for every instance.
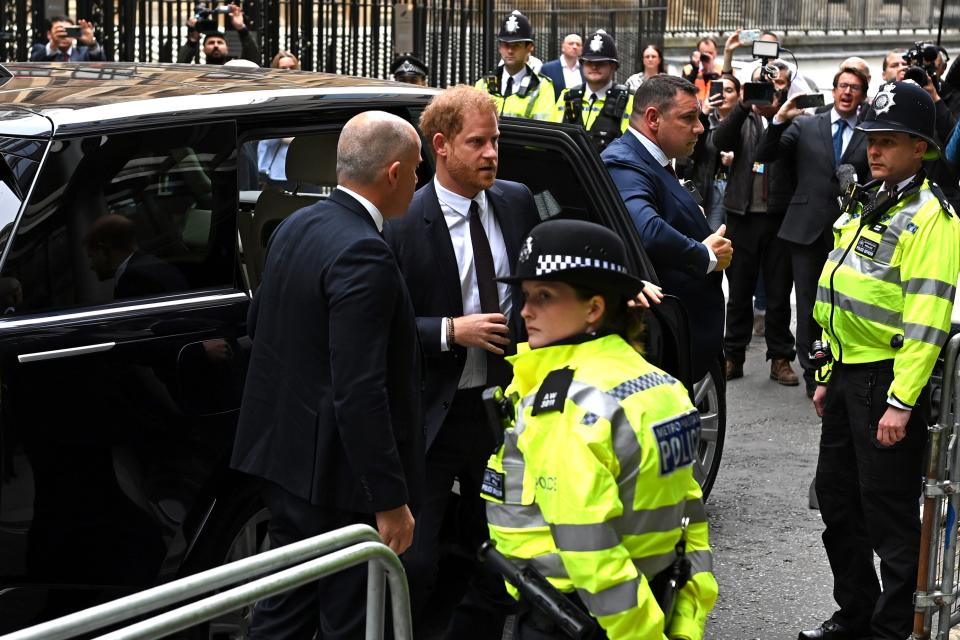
[928,181,957,217]
[531,367,575,415]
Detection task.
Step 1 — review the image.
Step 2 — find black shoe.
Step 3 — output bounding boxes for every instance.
[798,619,861,640]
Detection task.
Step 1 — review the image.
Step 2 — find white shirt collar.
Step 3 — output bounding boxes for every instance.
[46,42,74,57]
[886,174,917,194]
[506,66,528,84]
[336,186,384,232]
[627,126,669,167]
[562,57,580,71]
[434,176,486,217]
[585,80,614,102]
[830,107,857,129]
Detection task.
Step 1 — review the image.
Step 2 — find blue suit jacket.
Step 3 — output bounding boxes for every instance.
[385,179,540,450]
[539,58,581,98]
[603,132,724,381]
[29,43,107,62]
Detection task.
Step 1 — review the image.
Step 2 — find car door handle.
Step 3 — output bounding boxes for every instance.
[18,342,117,363]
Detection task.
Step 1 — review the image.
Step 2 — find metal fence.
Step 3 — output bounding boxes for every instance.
[2,0,957,83]
[913,334,960,639]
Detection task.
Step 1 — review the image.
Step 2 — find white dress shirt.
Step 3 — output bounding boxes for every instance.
[626,127,718,273]
[335,186,384,232]
[501,66,528,97]
[561,58,582,89]
[435,177,511,389]
[830,108,858,158]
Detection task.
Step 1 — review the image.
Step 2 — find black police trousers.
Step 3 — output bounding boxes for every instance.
[814,361,927,640]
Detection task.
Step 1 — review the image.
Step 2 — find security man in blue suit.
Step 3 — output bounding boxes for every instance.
[603,74,732,383]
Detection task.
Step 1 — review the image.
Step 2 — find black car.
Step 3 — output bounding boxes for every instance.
[0,62,723,635]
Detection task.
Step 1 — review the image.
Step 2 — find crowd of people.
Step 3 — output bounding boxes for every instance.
[22,8,960,640]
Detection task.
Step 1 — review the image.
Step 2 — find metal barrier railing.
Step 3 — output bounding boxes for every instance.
[913,333,960,639]
[0,523,411,640]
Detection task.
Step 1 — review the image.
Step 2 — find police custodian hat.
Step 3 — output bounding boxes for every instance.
[581,29,619,65]
[390,53,428,80]
[497,219,644,298]
[498,10,534,43]
[857,80,941,160]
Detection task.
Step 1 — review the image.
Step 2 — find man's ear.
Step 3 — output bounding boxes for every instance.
[432,132,447,158]
[645,105,660,132]
[386,160,401,185]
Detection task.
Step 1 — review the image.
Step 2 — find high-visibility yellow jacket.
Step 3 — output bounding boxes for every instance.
[549,85,633,133]
[481,334,718,640]
[474,65,556,120]
[813,178,960,406]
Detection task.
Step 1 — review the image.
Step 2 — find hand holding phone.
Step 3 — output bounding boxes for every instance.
[794,93,825,109]
[65,26,82,38]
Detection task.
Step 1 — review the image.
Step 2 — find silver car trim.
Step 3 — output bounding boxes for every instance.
[0,291,248,330]
[18,342,117,363]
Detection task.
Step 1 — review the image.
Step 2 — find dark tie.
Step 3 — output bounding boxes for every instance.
[469,200,510,386]
[504,76,514,98]
[833,119,847,165]
[664,163,678,179]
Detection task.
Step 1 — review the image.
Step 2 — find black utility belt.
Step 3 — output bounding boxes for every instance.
[834,359,895,371]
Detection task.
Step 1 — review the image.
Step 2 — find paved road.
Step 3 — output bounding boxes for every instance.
[705,326,837,639]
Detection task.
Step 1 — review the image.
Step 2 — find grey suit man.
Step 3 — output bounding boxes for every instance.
[757,66,870,396]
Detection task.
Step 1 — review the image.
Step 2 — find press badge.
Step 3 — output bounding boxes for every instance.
[752,162,765,174]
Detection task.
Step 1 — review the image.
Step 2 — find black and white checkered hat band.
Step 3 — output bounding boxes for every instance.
[535,254,627,276]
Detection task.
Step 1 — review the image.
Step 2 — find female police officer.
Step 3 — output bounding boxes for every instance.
[480,219,717,639]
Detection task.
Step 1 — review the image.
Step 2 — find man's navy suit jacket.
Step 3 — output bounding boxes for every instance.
[231,189,423,515]
[539,58,581,98]
[603,131,724,381]
[29,43,107,62]
[385,179,540,451]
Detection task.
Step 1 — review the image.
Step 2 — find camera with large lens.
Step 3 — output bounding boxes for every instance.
[191,2,232,34]
[743,40,782,106]
[903,41,942,92]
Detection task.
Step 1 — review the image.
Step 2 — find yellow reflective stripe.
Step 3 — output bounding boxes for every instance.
[551,522,620,552]
[904,277,956,300]
[486,501,547,528]
[816,286,902,327]
[577,579,640,617]
[903,322,949,346]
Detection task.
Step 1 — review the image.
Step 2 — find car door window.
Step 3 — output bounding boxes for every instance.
[0,123,238,316]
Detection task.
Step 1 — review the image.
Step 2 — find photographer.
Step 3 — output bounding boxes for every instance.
[177,3,259,65]
[683,37,722,101]
[903,63,960,208]
[713,66,799,386]
[30,16,106,62]
[721,30,814,99]
[756,66,870,397]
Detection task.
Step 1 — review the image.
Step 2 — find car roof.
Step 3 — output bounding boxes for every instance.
[0,62,438,136]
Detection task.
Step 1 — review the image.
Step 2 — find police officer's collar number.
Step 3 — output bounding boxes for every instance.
[531,368,574,415]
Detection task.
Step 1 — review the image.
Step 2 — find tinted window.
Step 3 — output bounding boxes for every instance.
[0,124,238,316]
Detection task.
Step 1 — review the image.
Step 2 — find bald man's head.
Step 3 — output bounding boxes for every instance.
[840,56,871,85]
[337,111,420,185]
[561,34,582,61]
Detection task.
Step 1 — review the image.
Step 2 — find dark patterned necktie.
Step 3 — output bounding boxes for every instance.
[469,200,510,386]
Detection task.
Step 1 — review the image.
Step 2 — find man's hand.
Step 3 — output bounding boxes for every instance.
[925,75,941,102]
[724,29,742,52]
[375,505,415,555]
[690,50,702,68]
[627,280,664,309]
[812,384,827,417]
[453,313,511,354]
[704,224,733,271]
[703,91,723,114]
[186,16,200,42]
[229,4,246,31]
[78,19,96,46]
[877,406,911,446]
[775,94,807,122]
[720,151,734,167]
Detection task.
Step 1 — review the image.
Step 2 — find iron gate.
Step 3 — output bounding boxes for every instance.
[0,0,667,85]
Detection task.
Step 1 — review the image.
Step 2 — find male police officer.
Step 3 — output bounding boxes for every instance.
[550,29,633,152]
[475,10,555,120]
[802,80,960,640]
[391,53,428,86]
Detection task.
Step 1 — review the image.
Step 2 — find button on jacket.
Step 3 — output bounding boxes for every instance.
[813,179,960,406]
[482,334,718,640]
